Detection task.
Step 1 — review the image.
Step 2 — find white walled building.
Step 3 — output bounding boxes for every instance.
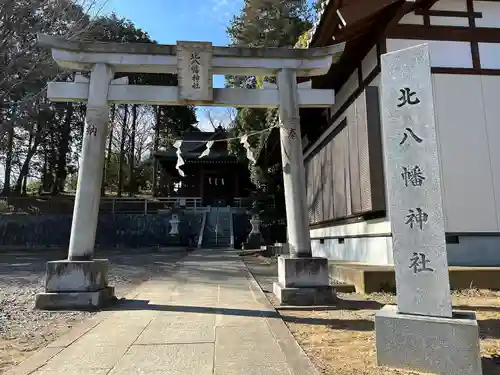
[301,0,500,266]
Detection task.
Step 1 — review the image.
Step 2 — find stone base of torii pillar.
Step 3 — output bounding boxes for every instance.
[35,260,116,310]
[273,257,336,306]
[35,64,116,310]
[272,68,336,306]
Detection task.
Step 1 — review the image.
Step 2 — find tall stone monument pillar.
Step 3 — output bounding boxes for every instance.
[272,68,336,305]
[374,44,481,375]
[35,63,116,310]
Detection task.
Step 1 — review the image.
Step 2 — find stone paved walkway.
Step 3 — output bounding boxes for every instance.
[7,249,320,375]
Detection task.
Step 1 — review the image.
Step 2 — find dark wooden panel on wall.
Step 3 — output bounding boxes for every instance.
[335,128,348,218]
[323,145,334,220]
[366,86,386,212]
[307,150,322,224]
[348,105,362,213]
[344,126,353,217]
[356,91,373,213]
[317,147,326,222]
[305,84,387,226]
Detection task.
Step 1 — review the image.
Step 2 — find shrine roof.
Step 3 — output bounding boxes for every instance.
[307,0,430,48]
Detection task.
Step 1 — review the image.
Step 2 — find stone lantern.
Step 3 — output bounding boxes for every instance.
[244,201,264,249]
[169,213,180,235]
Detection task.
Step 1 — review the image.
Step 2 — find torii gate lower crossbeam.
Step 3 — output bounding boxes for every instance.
[34,35,345,309]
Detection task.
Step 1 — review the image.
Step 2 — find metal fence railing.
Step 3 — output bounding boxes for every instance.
[0,196,203,215]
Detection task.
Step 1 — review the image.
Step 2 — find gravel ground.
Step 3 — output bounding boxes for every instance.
[0,248,186,373]
[244,254,500,375]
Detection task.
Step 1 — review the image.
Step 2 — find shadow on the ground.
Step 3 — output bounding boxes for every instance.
[110,299,375,330]
[281,315,374,331]
[111,298,279,317]
[278,299,384,312]
[478,319,500,339]
[455,305,500,313]
[481,355,500,375]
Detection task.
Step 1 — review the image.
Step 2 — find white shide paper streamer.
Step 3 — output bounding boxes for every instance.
[173,140,185,177]
[198,140,214,159]
[240,135,256,164]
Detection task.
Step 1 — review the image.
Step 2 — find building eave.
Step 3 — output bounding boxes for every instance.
[307,0,433,49]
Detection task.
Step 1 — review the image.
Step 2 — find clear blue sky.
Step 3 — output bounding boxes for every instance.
[100,0,246,129]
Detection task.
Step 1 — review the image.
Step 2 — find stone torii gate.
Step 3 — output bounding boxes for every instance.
[34,34,345,309]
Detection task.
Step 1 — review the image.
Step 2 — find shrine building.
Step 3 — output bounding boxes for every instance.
[153,127,253,207]
[260,0,500,266]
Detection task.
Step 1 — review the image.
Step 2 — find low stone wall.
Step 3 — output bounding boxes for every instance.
[0,212,202,249]
[329,262,500,293]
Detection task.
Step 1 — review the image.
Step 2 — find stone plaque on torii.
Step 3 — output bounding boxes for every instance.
[34,33,345,310]
[176,41,213,102]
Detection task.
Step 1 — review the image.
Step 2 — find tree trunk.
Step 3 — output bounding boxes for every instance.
[40,147,48,195]
[22,174,28,195]
[14,141,39,194]
[2,125,14,196]
[102,104,115,196]
[53,103,73,194]
[14,126,34,194]
[152,106,161,197]
[128,104,137,196]
[15,109,45,194]
[47,131,57,194]
[118,104,128,197]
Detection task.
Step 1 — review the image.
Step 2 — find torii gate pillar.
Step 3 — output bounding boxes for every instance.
[273,68,336,306]
[35,63,117,310]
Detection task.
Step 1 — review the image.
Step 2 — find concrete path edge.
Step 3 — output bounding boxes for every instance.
[244,263,323,375]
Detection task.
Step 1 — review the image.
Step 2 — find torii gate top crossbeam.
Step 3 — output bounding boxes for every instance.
[37,34,345,77]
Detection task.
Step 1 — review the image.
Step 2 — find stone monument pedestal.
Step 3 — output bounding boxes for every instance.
[35,260,115,310]
[168,234,182,246]
[375,305,481,375]
[244,232,264,250]
[273,256,336,306]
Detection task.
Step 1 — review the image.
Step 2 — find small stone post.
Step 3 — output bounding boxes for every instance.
[374,44,481,375]
[272,68,335,305]
[35,63,116,310]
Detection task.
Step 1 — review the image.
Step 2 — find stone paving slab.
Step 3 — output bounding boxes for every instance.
[7,249,321,375]
[136,320,215,344]
[108,343,214,375]
[41,345,129,371]
[32,370,111,375]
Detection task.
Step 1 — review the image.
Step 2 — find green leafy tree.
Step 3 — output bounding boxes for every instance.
[0,3,198,198]
[225,0,312,185]
[225,0,313,239]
